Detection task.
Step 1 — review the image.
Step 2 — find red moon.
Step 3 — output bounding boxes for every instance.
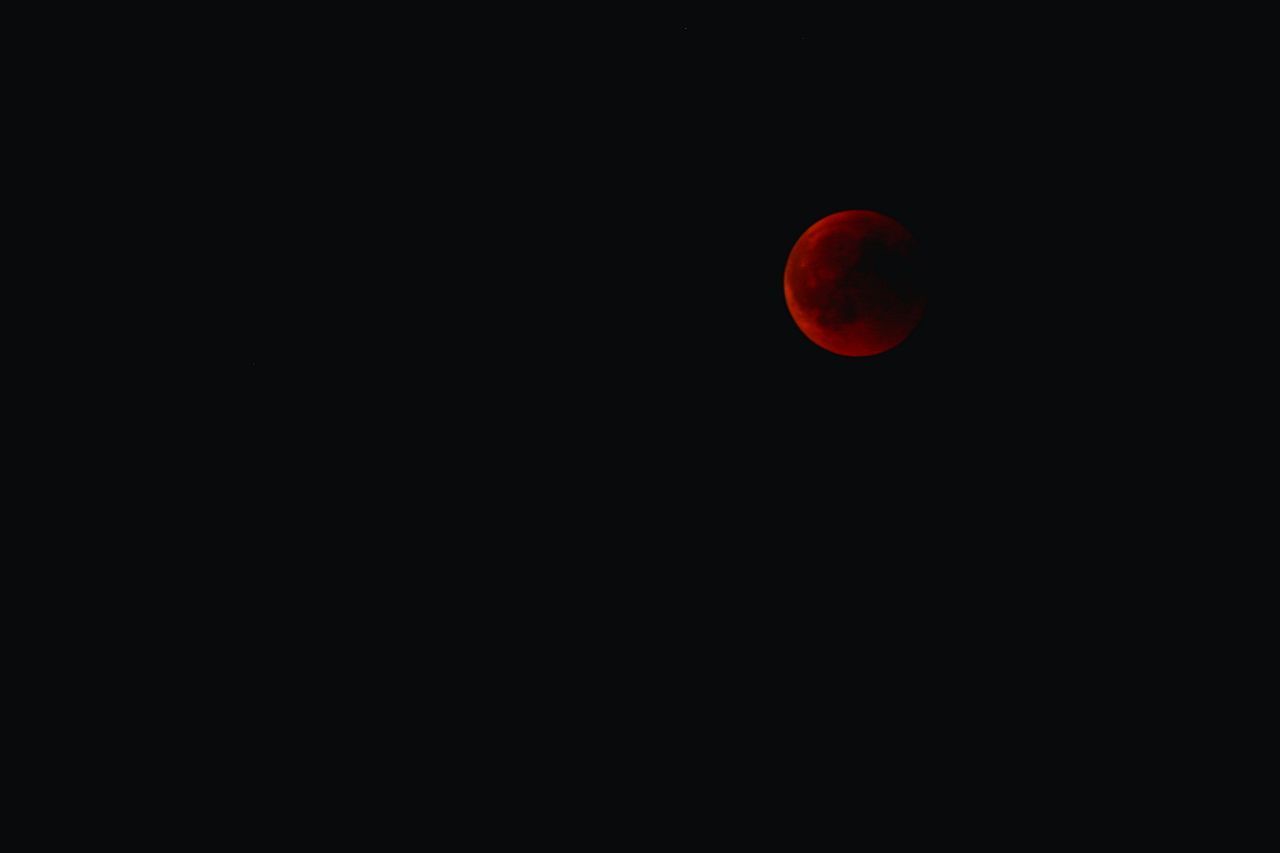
[784,210,925,357]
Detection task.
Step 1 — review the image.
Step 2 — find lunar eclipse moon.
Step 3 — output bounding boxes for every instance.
[784,210,925,357]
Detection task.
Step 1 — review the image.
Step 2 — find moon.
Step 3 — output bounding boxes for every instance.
[784,210,925,357]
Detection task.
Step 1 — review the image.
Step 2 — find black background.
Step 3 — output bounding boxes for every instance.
[6,13,1257,831]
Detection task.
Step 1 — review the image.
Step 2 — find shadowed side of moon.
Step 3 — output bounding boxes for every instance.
[784,210,925,357]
